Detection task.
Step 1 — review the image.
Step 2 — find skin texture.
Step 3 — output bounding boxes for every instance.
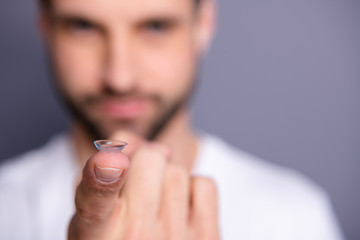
[69,135,219,240]
[44,0,203,140]
[39,0,219,239]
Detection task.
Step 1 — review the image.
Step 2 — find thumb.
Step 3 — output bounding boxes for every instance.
[68,150,130,240]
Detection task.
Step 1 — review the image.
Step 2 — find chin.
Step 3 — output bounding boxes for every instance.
[98,121,150,139]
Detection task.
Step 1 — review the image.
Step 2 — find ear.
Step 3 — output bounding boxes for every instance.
[195,0,217,56]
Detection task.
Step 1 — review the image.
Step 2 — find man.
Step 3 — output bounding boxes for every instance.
[0,0,345,239]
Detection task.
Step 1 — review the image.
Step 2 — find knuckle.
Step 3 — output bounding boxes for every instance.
[74,199,109,225]
[193,177,217,197]
[74,185,116,225]
[147,142,170,157]
[135,144,167,165]
[82,178,119,198]
[166,164,187,186]
[124,221,156,240]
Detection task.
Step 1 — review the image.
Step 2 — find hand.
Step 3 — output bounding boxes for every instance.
[68,133,220,240]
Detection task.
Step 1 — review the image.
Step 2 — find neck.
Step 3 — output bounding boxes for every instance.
[72,109,199,172]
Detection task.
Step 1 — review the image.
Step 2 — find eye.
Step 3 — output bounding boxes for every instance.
[66,18,95,32]
[144,20,171,34]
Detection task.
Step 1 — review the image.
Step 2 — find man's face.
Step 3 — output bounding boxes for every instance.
[43,0,213,139]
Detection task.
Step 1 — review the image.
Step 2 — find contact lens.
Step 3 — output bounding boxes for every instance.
[93,140,128,152]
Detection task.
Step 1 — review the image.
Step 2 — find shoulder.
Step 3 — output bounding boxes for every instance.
[195,133,344,239]
[0,133,74,186]
[0,133,78,240]
[196,132,323,196]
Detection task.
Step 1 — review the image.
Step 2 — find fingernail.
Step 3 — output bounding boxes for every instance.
[94,166,124,183]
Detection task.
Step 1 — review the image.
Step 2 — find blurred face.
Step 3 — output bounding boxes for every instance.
[43,0,213,139]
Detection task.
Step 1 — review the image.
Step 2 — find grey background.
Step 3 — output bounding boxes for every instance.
[0,0,359,239]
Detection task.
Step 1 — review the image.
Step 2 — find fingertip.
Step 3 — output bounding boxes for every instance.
[80,151,130,189]
[94,166,125,184]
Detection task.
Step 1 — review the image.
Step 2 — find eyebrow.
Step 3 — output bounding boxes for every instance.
[49,9,188,30]
[49,13,95,25]
[137,14,183,24]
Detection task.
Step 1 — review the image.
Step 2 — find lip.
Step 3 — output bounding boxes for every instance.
[100,99,147,119]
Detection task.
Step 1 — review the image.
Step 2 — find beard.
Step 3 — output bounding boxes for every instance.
[61,87,189,141]
[50,67,199,142]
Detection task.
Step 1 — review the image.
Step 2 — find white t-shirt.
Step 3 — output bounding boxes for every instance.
[0,133,344,240]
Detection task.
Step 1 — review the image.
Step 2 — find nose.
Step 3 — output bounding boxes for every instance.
[103,31,136,93]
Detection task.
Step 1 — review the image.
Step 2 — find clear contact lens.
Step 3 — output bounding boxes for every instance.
[93,140,128,152]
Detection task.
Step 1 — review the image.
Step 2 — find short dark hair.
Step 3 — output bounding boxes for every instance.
[39,0,202,10]
[39,0,50,9]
